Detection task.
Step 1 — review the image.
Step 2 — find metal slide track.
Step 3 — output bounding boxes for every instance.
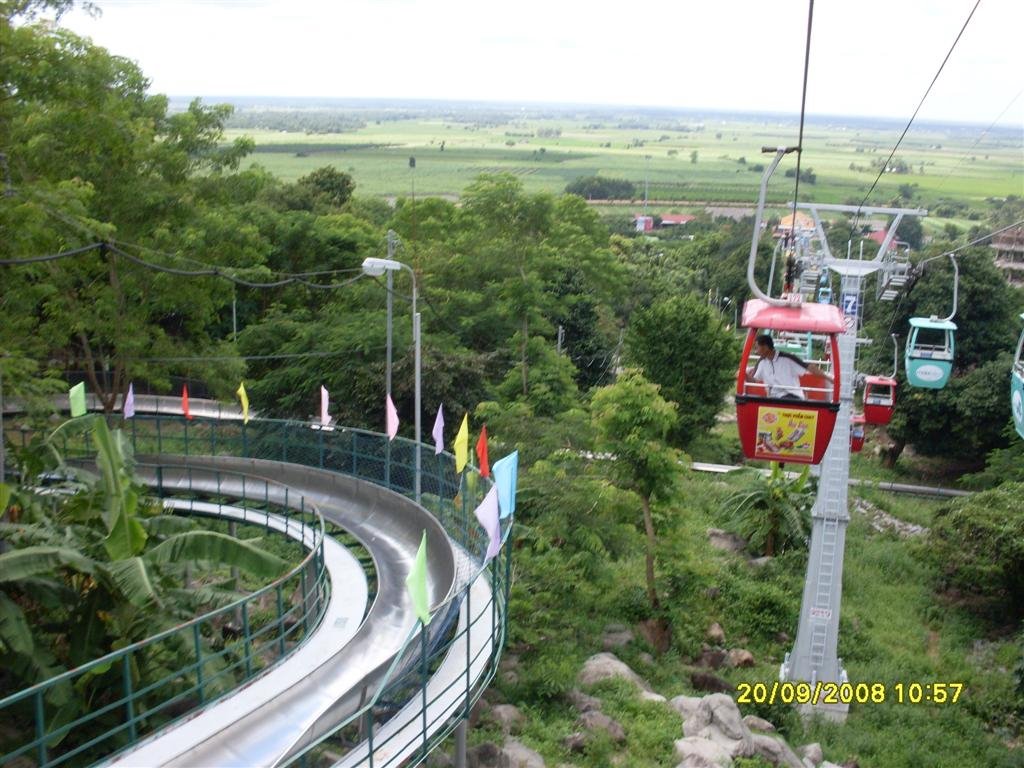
[102,454,488,767]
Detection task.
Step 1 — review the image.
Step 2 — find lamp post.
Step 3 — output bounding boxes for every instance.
[362,255,421,504]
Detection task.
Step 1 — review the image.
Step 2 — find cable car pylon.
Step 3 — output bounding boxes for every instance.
[741,151,927,722]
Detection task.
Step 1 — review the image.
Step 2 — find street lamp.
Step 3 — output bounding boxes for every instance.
[362,255,422,504]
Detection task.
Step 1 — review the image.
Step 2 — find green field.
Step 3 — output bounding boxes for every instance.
[227,111,1023,221]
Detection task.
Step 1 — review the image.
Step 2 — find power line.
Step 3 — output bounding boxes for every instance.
[853,0,982,233]
[917,218,1024,267]
[788,0,816,238]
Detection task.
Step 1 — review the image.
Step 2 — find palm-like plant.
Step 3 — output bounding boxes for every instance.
[723,462,815,557]
[0,415,288,732]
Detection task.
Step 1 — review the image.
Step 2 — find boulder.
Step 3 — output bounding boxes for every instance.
[470,697,492,728]
[578,652,652,692]
[467,742,502,768]
[602,624,634,651]
[751,733,805,768]
[580,710,626,743]
[636,617,673,653]
[674,736,733,767]
[706,622,726,645]
[566,688,601,714]
[727,648,756,668]
[707,527,747,553]
[670,694,704,723]
[697,648,729,669]
[800,742,824,765]
[560,733,587,754]
[490,704,525,735]
[640,690,668,703]
[742,714,776,732]
[690,671,732,694]
[683,693,755,759]
[501,740,546,768]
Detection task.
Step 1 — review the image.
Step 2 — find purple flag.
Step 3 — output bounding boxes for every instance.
[432,404,445,455]
[473,485,502,562]
[386,393,399,440]
[123,382,135,419]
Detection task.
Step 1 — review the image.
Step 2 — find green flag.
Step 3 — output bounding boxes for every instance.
[406,530,431,625]
[69,382,86,417]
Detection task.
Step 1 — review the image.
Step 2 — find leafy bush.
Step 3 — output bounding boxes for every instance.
[928,482,1024,622]
[565,175,636,200]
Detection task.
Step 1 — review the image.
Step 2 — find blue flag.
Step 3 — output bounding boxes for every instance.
[492,451,518,519]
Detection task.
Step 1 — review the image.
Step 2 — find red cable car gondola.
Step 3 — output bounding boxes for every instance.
[735,299,844,465]
[850,412,866,453]
[862,375,897,425]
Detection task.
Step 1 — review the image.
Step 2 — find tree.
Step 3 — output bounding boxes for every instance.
[297,166,355,208]
[591,369,681,612]
[564,175,636,200]
[722,464,814,556]
[625,294,738,448]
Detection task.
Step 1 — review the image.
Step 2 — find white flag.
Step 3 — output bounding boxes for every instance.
[320,385,330,426]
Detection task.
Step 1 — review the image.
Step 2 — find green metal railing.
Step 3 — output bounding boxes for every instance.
[0,463,328,768]
[3,413,511,767]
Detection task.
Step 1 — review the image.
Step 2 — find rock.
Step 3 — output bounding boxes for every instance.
[775,631,791,644]
[707,622,726,645]
[752,733,806,768]
[727,648,755,668]
[501,739,546,768]
[743,714,776,732]
[640,690,667,703]
[426,751,455,768]
[670,694,704,723]
[470,698,492,728]
[690,671,732,694]
[602,624,634,651]
[491,704,525,735]
[578,652,652,692]
[821,762,845,768]
[800,742,824,765]
[566,688,601,713]
[683,693,755,759]
[561,732,587,753]
[467,742,502,768]
[639,651,656,666]
[708,527,747,553]
[697,648,729,669]
[674,736,733,767]
[580,710,626,742]
[750,556,773,568]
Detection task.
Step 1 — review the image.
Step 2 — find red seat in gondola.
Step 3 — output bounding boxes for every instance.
[850,412,866,453]
[735,299,845,465]
[862,375,897,425]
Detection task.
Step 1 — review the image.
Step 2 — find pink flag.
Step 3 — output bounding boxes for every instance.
[386,393,399,440]
[182,384,192,420]
[320,385,330,426]
[123,382,135,419]
[432,404,445,455]
[473,485,502,562]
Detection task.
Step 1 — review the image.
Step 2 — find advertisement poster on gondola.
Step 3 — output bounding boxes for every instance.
[754,406,818,461]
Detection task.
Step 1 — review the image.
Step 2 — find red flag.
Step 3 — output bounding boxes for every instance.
[475,425,490,478]
[182,384,192,420]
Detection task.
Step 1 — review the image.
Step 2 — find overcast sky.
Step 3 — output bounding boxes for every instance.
[58,0,1024,125]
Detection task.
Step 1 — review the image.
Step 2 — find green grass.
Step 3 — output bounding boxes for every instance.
[228,116,1022,220]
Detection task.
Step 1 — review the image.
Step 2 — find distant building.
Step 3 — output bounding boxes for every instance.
[865,229,909,255]
[634,215,654,233]
[991,224,1024,286]
[659,214,696,227]
[773,212,815,239]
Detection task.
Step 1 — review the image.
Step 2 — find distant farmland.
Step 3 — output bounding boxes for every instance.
[226,107,1022,223]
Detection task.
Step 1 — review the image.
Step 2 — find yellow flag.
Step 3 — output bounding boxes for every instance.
[454,414,469,473]
[237,381,249,424]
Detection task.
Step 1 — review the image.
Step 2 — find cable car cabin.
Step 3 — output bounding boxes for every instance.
[906,317,956,389]
[736,299,844,465]
[850,413,866,453]
[862,375,897,425]
[1013,313,1024,441]
[818,286,833,304]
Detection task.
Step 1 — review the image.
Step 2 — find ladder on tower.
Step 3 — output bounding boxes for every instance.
[877,247,911,302]
[810,515,840,673]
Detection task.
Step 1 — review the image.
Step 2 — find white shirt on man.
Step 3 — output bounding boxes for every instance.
[753,351,807,399]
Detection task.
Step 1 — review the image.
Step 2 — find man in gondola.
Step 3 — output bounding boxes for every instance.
[746,333,832,400]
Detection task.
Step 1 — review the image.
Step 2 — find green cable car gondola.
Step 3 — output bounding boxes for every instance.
[906,255,958,390]
[1012,313,1024,440]
[905,317,956,389]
